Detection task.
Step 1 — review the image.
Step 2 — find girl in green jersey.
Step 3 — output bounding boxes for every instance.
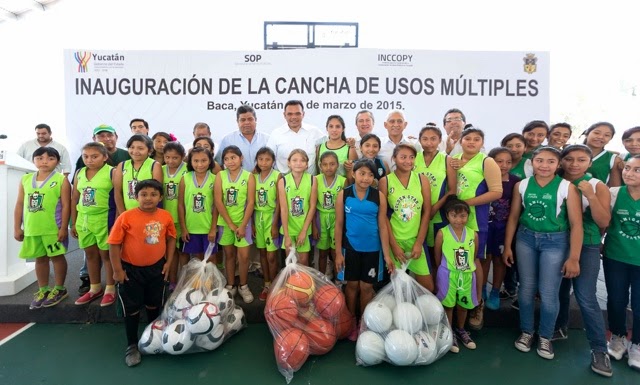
[548,123,572,150]
[617,127,640,180]
[522,120,549,159]
[583,122,623,186]
[316,115,357,177]
[502,133,532,180]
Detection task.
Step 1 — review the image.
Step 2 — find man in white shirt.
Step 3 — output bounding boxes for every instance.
[17,123,72,176]
[351,110,375,158]
[439,108,466,155]
[378,110,421,171]
[266,100,324,174]
[129,118,150,136]
[216,105,270,171]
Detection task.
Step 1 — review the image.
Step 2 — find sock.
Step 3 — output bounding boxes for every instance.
[39,286,51,293]
[89,284,102,294]
[264,281,271,288]
[240,284,249,290]
[225,284,234,290]
[217,263,225,270]
[105,285,116,295]
[124,312,141,346]
[54,285,65,291]
[146,307,160,322]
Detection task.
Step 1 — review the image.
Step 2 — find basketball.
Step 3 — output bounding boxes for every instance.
[285,271,315,306]
[313,285,345,320]
[363,301,393,333]
[186,302,221,335]
[356,331,386,366]
[415,294,444,326]
[265,291,299,329]
[385,329,418,366]
[304,317,337,355]
[528,203,546,219]
[414,331,438,365]
[274,328,310,372]
[335,307,354,339]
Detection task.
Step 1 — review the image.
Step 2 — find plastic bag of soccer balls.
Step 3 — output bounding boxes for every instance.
[138,244,247,355]
[355,266,452,367]
[265,248,352,384]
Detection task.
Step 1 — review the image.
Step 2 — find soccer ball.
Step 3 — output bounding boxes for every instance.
[393,302,423,334]
[356,331,386,366]
[385,329,418,366]
[207,287,234,318]
[414,331,438,365]
[170,288,205,320]
[195,324,225,351]
[162,319,194,355]
[138,319,166,354]
[223,305,246,337]
[363,302,393,333]
[186,302,221,335]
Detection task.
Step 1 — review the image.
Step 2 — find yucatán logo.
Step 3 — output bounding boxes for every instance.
[377,53,414,67]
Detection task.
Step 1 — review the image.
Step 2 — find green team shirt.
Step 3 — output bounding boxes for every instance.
[255,170,280,212]
[454,152,488,231]
[22,172,65,236]
[76,164,113,215]
[122,157,156,210]
[318,142,350,176]
[316,174,345,213]
[572,175,602,245]
[183,171,215,234]
[604,186,640,266]
[386,172,423,240]
[414,150,447,224]
[511,158,532,180]
[588,150,616,184]
[162,163,188,223]
[441,225,476,272]
[281,172,313,236]
[518,175,570,232]
[217,169,251,226]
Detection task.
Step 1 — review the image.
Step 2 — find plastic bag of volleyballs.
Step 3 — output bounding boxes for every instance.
[266,248,349,384]
[356,263,452,367]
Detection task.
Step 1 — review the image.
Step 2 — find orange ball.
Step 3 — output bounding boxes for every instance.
[313,285,345,319]
[274,328,310,372]
[335,307,355,340]
[305,317,337,355]
[285,271,315,306]
[265,292,299,330]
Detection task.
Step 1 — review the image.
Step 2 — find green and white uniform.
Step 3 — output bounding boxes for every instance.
[572,175,603,245]
[436,225,478,309]
[511,157,533,180]
[121,158,156,210]
[605,187,640,266]
[183,171,215,234]
[75,164,114,250]
[162,163,188,242]
[217,169,252,247]
[254,170,280,252]
[315,174,345,250]
[318,142,350,176]
[518,175,570,232]
[281,172,313,252]
[587,150,616,184]
[414,150,447,247]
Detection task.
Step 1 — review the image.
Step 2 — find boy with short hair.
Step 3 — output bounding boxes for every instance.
[108,179,176,367]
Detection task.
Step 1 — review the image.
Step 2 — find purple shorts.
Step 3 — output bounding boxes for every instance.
[181,233,217,255]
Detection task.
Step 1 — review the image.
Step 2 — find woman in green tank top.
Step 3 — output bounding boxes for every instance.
[315,115,357,177]
[522,120,549,160]
[502,133,532,179]
[583,122,622,187]
[548,123,572,150]
[617,127,640,184]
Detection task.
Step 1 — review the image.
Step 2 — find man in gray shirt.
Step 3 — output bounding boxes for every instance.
[17,123,72,176]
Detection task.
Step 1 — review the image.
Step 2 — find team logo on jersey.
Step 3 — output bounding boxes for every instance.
[28,191,44,212]
[257,187,268,207]
[270,180,276,187]
[322,191,334,210]
[457,174,469,192]
[193,192,206,213]
[527,201,547,221]
[394,195,420,222]
[454,246,470,271]
[144,220,161,245]
[619,217,640,240]
[226,187,238,206]
[291,196,305,217]
[81,187,97,207]
[389,187,395,194]
[542,193,552,200]
[241,179,246,186]
[424,171,437,187]
[165,181,177,200]
[49,181,58,188]
[127,180,137,199]
[378,168,384,176]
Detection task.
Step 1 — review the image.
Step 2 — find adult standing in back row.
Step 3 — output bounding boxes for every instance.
[18,123,72,176]
[216,105,269,172]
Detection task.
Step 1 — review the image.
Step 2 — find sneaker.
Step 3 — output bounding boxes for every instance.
[78,276,90,295]
[259,286,269,301]
[125,344,141,367]
[468,300,484,330]
[450,335,460,353]
[238,285,254,304]
[30,290,50,309]
[608,334,629,361]
[75,289,104,305]
[590,351,613,377]
[537,337,554,359]
[511,298,520,310]
[499,289,516,300]
[42,288,68,308]
[226,285,238,297]
[486,289,500,311]
[100,292,116,307]
[628,343,640,370]
[515,332,534,352]
[550,327,568,341]
[455,328,477,350]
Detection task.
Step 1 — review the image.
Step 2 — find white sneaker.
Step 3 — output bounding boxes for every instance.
[226,285,238,298]
[325,260,334,279]
[628,343,640,370]
[608,334,629,361]
[238,284,254,304]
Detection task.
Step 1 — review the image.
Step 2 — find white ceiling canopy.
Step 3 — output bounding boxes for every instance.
[0,0,59,23]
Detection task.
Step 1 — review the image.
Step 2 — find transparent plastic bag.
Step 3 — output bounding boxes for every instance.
[138,243,247,355]
[265,248,349,383]
[355,264,452,366]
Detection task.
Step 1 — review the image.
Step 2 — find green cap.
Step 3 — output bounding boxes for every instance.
[93,125,116,136]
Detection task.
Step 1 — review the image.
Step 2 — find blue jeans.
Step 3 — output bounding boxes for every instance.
[556,244,607,352]
[516,227,568,339]
[603,257,640,344]
[79,252,88,278]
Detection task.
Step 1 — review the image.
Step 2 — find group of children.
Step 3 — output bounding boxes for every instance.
[12,117,640,374]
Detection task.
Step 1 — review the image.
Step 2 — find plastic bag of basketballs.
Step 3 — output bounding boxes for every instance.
[355,263,452,367]
[265,248,352,384]
[137,243,247,355]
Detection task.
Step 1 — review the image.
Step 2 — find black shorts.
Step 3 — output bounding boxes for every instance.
[343,248,384,284]
[117,259,167,316]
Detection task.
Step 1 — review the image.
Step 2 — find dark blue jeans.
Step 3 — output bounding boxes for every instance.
[603,257,640,344]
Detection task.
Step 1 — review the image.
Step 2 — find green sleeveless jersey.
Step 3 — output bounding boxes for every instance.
[162,163,188,223]
[183,171,215,234]
[217,169,251,226]
[76,164,113,215]
[604,187,640,266]
[386,172,423,240]
[318,142,350,176]
[281,172,313,236]
[572,175,602,245]
[511,158,532,180]
[122,157,156,210]
[587,150,616,184]
[316,174,345,213]
[518,175,570,232]
[255,170,280,212]
[414,151,447,224]
[22,172,65,236]
[441,225,476,272]
[454,152,489,232]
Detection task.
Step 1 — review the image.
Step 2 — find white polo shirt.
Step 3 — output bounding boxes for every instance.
[266,123,324,174]
[379,136,422,171]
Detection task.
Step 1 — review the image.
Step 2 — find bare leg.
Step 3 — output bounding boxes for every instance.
[491,255,506,290]
[237,246,250,286]
[415,274,435,293]
[259,248,270,284]
[345,281,359,315]
[224,245,237,286]
[359,281,375,316]
[266,250,279,282]
[456,306,468,329]
[475,258,484,298]
[50,255,67,287]
[35,257,50,288]
[297,252,309,266]
[318,249,329,276]
[100,249,115,286]
[85,245,101,285]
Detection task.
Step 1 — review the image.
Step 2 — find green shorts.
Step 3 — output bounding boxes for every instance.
[393,238,430,276]
[436,267,478,310]
[316,211,336,250]
[217,224,252,248]
[281,233,311,253]
[255,211,278,252]
[76,213,109,250]
[19,235,67,258]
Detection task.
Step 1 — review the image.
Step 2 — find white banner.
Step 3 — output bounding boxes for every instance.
[64,48,549,163]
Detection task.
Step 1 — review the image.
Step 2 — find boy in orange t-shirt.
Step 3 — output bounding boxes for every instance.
[109,179,176,367]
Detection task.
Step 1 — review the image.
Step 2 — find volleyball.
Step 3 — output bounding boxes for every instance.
[393,302,423,334]
[435,322,453,355]
[414,331,438,365]
[414,294,444,326]
[356,331,386,366]
[363,301,393,333]
[375,294,397,312]
[385,329,418,366]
